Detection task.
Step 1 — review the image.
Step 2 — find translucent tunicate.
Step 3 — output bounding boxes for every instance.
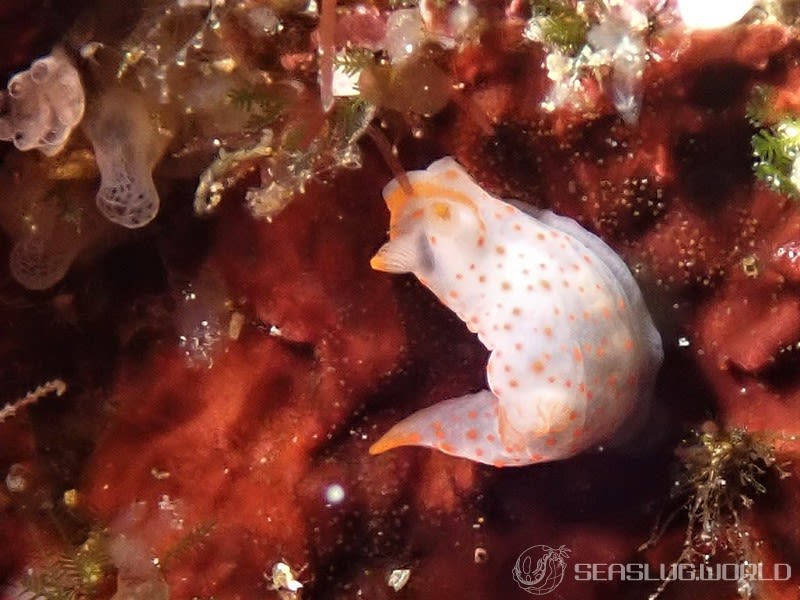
[0,49,85,157]
[387,58,454,116]
[419,0,477,44]
[9,234,75,291]
[83,90,162,228]
[0,151,101,290]
[238,5,280,36]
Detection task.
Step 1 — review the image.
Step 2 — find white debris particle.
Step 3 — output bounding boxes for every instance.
[228,311,245,340]
[63,488,78,507]
[150,467,171,480]
[5,464,27,493]
[157,494,184,530]
[387,568,411,591]
[270,561,304,594]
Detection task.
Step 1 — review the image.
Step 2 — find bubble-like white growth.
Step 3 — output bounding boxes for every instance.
[384,9,427,63]
[677,0,754,29]
[9,235,74,290]
[83,90,160,228]
[0,49,85,157]
[176,279,225,369]
[587,18,647,125]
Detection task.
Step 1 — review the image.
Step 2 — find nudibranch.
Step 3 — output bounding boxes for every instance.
[369,157,663,467]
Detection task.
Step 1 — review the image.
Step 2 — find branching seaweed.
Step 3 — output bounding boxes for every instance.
[227,87,287,132]
[116,0,227,86]
[194,97,375,218]
[20,529,113,600]
[333,47,375,79]
[19,517,217,599]
[158,520,216,572]
[746,84,778,127]
[527,0,589,55]
[194,129,275,215]
[747,84,800,198]
[641,424,789,600]
[245,97,374,219]
[751,117,800,199]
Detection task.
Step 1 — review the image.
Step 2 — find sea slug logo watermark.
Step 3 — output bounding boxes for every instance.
[512,545,571,595]
[512,544,792,595]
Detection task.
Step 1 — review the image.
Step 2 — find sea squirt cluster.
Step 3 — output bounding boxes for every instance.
[1,1,800,599]
[0,48,84,157]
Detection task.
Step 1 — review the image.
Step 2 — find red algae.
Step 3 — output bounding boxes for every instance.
[4,1,800,599]
[80,156,408,596]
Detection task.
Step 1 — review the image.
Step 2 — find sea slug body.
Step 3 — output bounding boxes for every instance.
[369,157,663,467]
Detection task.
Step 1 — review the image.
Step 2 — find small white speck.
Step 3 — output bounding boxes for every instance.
[150,467,171,480]
[5,464,27,493]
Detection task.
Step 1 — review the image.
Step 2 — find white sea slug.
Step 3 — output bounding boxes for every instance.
[369,157,663,467]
